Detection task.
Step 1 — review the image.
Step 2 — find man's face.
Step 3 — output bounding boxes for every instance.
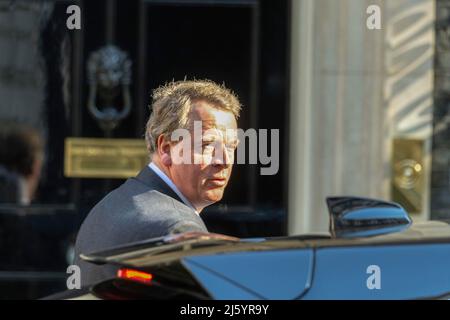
[168,101,238,211]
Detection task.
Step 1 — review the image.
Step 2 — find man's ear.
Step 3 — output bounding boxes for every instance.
[156,134,172,166]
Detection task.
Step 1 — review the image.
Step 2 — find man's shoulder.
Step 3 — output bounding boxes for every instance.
[95,178,183,215]
[74,167,208,256]
[78,176,206,238]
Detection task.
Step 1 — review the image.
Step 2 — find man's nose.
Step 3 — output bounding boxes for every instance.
[212,143,232,167]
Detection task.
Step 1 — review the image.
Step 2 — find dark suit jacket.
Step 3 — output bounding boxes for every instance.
[73,166,208,286]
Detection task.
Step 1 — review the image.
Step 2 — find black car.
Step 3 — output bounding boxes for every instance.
[46,196,450,300]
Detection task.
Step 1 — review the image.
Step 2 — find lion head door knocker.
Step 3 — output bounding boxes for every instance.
[87,45,132,136]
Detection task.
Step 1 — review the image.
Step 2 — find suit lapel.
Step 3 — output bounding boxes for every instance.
[133,166,207,230]
[134,166,185,205]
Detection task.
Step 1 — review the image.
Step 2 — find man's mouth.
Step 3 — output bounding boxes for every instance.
[208,177,227,187]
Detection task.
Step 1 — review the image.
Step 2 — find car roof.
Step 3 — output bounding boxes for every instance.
[305,220,450,247]
[80,220,450,269]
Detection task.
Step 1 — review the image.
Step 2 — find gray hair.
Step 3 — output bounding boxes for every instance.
[145,79,241,155]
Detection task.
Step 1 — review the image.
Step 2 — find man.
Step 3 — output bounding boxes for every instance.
[74,79,241,286]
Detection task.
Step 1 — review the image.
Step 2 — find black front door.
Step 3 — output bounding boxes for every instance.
[0,0,289,299]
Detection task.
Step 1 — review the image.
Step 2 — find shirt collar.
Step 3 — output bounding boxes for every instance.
[148,162,199,215]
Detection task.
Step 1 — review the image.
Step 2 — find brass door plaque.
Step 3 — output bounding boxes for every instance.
[64,138,148,178]
[391,138,424,214]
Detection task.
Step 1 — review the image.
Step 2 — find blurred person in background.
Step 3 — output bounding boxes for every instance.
[0,122,44,205]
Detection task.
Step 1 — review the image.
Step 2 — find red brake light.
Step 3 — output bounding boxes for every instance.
[117,268,153,284]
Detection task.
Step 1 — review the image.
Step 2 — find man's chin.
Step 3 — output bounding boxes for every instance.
[203,190,224,203]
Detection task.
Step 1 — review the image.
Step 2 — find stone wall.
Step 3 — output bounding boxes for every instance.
[431,0,450,219]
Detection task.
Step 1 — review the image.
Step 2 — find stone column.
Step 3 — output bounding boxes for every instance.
[289,0,435,234]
